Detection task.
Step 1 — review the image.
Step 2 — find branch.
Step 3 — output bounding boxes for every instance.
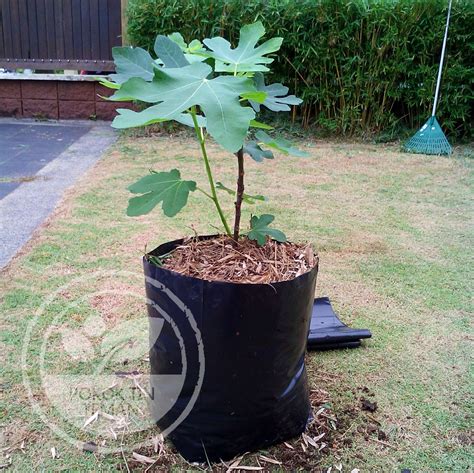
[233,148,245,240]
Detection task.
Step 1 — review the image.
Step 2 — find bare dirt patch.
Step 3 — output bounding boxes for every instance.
[89,281,145,327]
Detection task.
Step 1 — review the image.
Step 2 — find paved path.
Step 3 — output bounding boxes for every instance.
[0,120,117,269]
[0,122,91,198]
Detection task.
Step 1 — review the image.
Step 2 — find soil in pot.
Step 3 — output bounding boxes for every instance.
[144,235,318,462]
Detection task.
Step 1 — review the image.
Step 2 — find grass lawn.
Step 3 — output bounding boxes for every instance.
[1,131,472,471]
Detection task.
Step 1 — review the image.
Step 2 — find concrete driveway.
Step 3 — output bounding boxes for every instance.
[0,119,117,268]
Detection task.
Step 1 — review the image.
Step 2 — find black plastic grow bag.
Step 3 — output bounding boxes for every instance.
[307,297,372,350]
[143,237,318,462]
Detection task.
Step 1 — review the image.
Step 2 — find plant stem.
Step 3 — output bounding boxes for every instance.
[190,108,232,236]
[196,187,214,200]
[233,147,244,240]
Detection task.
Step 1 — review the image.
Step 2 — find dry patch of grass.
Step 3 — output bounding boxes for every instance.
[1,132,472,471]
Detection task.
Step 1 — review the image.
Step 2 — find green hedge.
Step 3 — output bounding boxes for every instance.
[127,0,474,139]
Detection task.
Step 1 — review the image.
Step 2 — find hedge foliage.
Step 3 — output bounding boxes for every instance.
[127,0,473,139]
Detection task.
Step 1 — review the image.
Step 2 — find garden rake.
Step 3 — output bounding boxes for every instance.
[403,0,452,155]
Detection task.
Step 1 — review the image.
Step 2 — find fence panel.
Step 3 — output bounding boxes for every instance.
[0,0,122,71]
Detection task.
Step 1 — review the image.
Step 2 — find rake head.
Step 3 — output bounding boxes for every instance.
[402,116,452,155]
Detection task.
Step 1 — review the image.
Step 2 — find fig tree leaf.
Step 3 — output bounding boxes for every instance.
[99,78,120,90]
[127,169,196,217]
[240,91,267,103]
[110,62,255,152]
[188,39,205,53]
[112,109,205,128]
[243,141,274,162]
[175,113,206,128]
[255,131,309,157]
[110,46,155,84]
[215,182,266,204]
[166,33,207,63]
[167,32,187,50]
[112,109,167,127]
[203,22,282,73]
[247,214,287,246]
[250,72,302,112]
[154,35,190,68]
[168,33,206,54]
[249,119,273,130]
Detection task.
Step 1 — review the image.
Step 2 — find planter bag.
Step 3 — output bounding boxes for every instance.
[143,237,318,462]
[307,297,372,350]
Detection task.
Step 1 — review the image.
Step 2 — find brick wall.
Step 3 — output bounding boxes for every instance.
[0,80,132,120]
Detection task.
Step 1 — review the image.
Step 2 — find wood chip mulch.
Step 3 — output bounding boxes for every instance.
[161,235,317,284]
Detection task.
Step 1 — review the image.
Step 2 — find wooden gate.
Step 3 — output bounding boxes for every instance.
[0,0,123,72]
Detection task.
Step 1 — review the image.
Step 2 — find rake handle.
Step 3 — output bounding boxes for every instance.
[432,0,452,117]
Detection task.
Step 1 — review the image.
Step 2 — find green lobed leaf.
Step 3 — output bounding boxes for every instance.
[255,131,309,157]
[109,47,155,84]
[247,214,287,246]
[240,91,267,103]
[154,35,190,68]
[167,32,187,50]
[250,72,302,112]
[249,119,273,130]
[167,32,207,64]
[99,78,120,90]
[243,141,274,163]
[215,182,266,204]
[110,62,256,152]
[112,109,205,129]
[176,113,206,128]
[168,32,206,54]
[127,169,196,217]
[188,39,205,53]
[203,22,282,73]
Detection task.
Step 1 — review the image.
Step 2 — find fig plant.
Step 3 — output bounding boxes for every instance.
[102,22,307,244]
